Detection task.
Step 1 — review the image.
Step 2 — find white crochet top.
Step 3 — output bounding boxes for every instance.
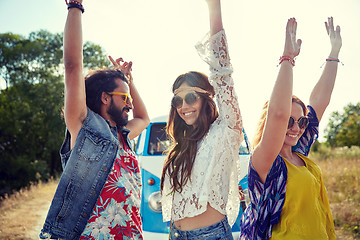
[161,29,244,226]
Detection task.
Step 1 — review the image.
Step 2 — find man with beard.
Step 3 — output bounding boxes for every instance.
[39,1,149,239]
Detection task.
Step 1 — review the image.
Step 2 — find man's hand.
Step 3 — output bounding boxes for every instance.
[109,55,133,84]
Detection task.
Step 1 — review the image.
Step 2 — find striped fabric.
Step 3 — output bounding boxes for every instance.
[239,106,319,240]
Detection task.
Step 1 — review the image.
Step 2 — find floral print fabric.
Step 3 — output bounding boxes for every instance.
[80,136,142,240]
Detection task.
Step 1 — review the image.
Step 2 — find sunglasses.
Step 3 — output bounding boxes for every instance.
[288,116,309,129]
[171,92,201,109]
[107,92,133,104]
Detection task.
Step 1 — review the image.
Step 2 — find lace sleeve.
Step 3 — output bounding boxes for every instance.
[195,29,243,133]
[293,106,319,156]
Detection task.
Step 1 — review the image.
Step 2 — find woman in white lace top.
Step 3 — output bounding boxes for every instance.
[160,0,243,239]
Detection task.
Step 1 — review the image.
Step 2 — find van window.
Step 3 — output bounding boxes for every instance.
[239,139,250,154]
[147,123,171,155]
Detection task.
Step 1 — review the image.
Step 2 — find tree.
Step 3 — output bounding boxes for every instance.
[0,31,108,88]
[0,30,109,196]
[324,102,360,148]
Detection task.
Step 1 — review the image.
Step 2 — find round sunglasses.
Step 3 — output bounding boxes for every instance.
[288,116,309,129]
[171,92,201,109]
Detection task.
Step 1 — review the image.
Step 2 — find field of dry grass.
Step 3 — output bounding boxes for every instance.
[0,180,57,240]
[0,146,358,239]
[311,145,360,239]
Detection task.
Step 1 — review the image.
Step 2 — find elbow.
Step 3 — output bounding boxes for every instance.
[136,113,150,129]
[64,57,83,74]
[268,104,290,122]
[311,95,330,110]
[144,116,151,128]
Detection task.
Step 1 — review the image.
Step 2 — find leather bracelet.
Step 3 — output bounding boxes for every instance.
[68,3,84,13]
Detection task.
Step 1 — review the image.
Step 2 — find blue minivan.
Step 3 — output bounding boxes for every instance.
[134,116,251,239]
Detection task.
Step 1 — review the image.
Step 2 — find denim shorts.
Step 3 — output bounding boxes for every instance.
[169,217,234,240]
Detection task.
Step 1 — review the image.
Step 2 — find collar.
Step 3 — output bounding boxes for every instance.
[106,120,132,150]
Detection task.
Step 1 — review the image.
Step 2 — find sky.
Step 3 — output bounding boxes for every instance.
[1,0,359,142]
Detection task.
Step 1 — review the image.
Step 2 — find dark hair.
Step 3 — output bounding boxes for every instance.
[85,68,128,115]
[160,71,219,193]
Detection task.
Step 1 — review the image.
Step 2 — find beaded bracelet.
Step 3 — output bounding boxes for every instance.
[278,56,295,67]
[326,58,340,62]
[65,0,82,4]
[320,58,344,68]
[68,0,82,5]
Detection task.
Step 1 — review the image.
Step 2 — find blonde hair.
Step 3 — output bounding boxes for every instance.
[252,101,269,148]
[252,95,308,149]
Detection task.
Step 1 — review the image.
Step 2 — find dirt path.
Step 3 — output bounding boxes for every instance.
[0,180,58,240]
[0,179,356,239]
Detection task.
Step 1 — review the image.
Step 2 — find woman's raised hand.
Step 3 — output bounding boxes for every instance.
[325,17,342,57]
[283,18,302,59]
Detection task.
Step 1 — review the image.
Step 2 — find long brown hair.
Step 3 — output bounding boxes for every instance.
[252,95,308,148]
[160,71,219,193]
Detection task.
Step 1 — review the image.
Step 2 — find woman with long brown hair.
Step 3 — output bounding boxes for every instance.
[240,17,342,240]
[160,0,243,239]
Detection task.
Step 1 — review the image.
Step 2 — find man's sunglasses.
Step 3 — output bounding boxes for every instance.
[288,116,309,129]
[171,92,201,109]
[107,92,133,104]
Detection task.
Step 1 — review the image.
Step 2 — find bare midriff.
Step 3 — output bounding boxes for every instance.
[174,203,225,231]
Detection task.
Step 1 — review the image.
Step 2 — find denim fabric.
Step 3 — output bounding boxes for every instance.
[170,217,234,240]
[39,109,132,240]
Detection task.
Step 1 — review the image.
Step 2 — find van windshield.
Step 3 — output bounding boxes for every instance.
[148,123,171,155]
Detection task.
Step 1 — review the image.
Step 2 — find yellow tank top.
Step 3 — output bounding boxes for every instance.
[270,153,336,240]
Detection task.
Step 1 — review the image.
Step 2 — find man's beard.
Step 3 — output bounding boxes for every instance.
[107,98,130,128]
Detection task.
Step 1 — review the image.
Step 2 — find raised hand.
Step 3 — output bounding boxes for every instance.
[283,18,302,59]
[325,17,342,57]
[108,55,133,84]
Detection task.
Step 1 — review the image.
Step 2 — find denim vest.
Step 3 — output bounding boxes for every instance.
[40,109,132,239]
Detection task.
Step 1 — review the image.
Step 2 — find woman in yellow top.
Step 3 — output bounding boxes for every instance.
[240,17,342,239]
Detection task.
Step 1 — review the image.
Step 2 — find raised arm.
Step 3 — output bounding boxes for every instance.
[126,79,150,140]
[109,56,150,140]
[197,0,243,133]
[206,0,223,35]
[252,18,302,183]
[309,17,342,122]
[63,0,87,147]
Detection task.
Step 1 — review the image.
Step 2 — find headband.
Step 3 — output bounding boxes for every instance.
[173,86,212,97]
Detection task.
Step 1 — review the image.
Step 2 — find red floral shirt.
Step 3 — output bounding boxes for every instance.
[80,135,143,240]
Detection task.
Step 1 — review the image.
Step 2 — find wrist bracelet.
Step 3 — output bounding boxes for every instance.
[278,56,295,67]
[65,0,83,5]
[67,2,84,13]
[320,58,344,68]
[68,0,82,5]
[326,58,340,62]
